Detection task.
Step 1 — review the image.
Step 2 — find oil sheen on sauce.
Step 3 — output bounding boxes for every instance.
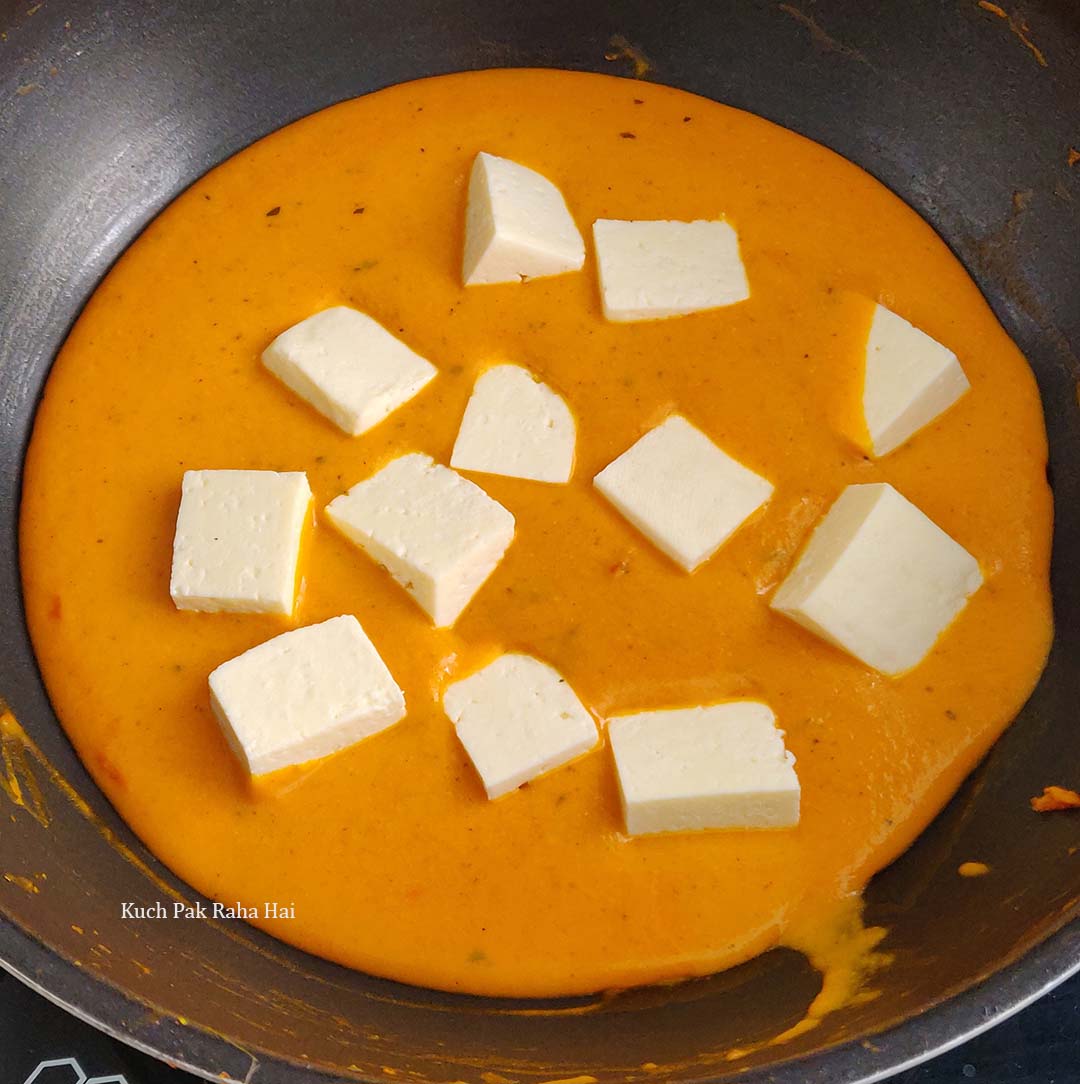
[19,69,1053,999]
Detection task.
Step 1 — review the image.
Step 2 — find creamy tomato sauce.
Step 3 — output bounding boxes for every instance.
[20,69,1052,998]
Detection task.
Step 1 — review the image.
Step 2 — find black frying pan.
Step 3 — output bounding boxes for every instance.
[1,2,1079,1081]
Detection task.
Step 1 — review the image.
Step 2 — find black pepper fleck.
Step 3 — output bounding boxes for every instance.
[265,206,281,217]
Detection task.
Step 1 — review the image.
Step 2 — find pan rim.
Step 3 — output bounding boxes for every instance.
[3,5,1079,1076]
[3,905,1079,1083]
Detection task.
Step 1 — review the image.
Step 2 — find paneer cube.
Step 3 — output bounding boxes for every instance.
[325,453,515,627]
[592,219,750,322]
[862,303,970,457]
[608,701,800,835]
[443,654,598,799]
[169,469,311,615]
[593,414,773,571]
[451,364,576,483]
[208,615,406,776]
[463,152,585,285]
[262,306,437,436]
[770,482,983,675]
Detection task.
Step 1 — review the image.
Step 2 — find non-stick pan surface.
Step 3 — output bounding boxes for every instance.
[1,2,1079,1081]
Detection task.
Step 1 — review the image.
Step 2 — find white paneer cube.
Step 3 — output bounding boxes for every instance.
[208,615,406,776]
[443,654,598,799]
[462,152,586,286]
[862,303,971,457]
[592,219,750,322]
[593,415,773,572]
[325,454,515,627]
[450,364,576,483]
[608,702,800,836]
[262,306,437,436]
[771,483,983,675]
[169,469,311,615]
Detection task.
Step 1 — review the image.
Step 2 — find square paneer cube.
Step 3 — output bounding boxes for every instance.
[608,702,800,836]
[592,219,750,322]
[862,303,970,457]
[770,483,983,675]
[325,453,516,627]
[261,306,437,436]
[169,469,311,615]
[208,615,406,776]
[593,415,773,571]
[443,654,598,799]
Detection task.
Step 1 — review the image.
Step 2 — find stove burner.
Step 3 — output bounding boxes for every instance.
[23,1056,128,1084]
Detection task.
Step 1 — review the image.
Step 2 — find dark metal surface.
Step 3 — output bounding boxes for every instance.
[11,965,1080,1084]
[0,1,1078,1082]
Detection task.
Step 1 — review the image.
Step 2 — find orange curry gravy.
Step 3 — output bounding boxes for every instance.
[20,70,1052,998]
